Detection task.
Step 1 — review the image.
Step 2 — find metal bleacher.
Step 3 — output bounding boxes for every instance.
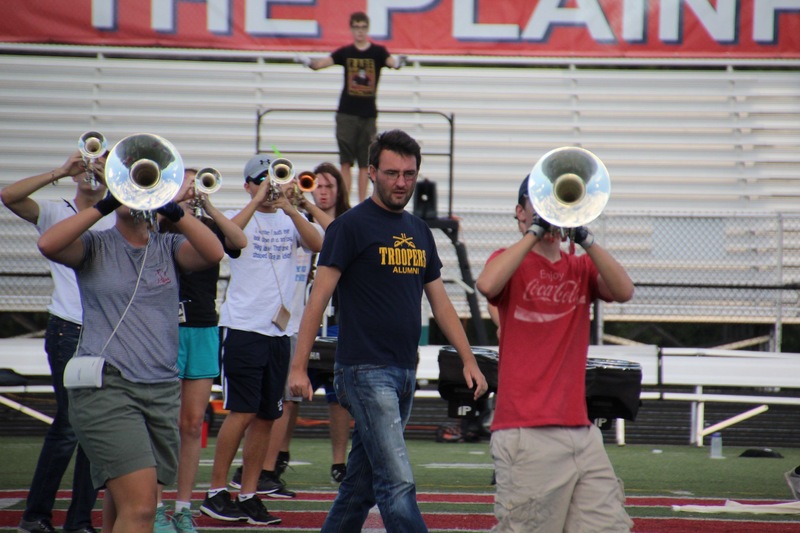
[1,49,800,327]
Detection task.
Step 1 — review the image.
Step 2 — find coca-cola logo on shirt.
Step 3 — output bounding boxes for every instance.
[522,269,586,306]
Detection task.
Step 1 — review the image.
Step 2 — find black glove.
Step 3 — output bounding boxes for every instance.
[574,226,595,248]
[93,192,121,217]
[156,201,185,223]
[526,215,551,239]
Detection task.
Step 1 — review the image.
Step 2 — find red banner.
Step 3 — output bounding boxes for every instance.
[1,0,798,59]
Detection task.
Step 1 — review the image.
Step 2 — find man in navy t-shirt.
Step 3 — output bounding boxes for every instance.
[289,129,488,532]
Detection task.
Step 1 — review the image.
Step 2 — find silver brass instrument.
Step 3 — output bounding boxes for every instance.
[267,157,295,201]
[528,146,610,233]
[192,167,222,217]
[105,133,184,225]
[78,131,107,190]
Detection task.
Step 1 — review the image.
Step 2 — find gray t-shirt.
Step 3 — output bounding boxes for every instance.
[75,227,186,383]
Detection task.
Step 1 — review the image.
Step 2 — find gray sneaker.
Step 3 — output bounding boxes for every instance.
[785,469,800,500]
[18,519,56,533]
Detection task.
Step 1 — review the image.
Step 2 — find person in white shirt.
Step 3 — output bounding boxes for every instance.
[199,154,322,526]
[1,149,114,533]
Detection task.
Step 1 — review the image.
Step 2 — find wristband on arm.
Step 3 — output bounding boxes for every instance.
[156,201,185,223]
[93,192,121,217]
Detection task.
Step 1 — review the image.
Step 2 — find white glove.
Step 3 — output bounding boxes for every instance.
[294,53,312,68]
[394,55,407,69]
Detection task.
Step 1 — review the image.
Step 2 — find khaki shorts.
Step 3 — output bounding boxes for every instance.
[68,365,180,489]
[490,425,632,533]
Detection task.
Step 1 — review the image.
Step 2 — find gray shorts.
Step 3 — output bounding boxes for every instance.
[68,365,180,489]
[335,113,376,168]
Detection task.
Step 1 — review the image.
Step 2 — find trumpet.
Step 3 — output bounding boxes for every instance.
[267,157,295,201]
[105,133,184,226]
[297,170,317,193]
[192,167,222,217]
[284,170,317,209]
[528,146,610,237]
[78,131,107,190]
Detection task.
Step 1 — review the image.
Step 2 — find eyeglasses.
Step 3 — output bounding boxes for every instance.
[351,24,369,30]
[376,168,418,181]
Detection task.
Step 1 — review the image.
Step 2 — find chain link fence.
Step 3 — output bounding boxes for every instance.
[3,207,800,334]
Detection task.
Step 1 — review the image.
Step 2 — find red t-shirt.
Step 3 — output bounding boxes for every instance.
[487,249,603,431]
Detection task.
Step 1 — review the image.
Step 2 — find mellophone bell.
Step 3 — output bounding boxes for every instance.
[437,346,643,428]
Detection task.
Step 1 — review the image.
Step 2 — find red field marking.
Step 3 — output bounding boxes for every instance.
[2,490,798,532]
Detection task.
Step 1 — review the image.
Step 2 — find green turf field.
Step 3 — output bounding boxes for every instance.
[2,435,799,531]
[2,435,800,498]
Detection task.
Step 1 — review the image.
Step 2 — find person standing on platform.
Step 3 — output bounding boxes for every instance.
[289,130,487,532]
[476,174,635,532]
[295,11,406,203]
[2,149,114,533]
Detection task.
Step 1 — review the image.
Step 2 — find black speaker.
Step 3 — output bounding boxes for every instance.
[413,178,437,220]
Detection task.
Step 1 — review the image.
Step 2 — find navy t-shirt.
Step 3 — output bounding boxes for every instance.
[318,199,442,369]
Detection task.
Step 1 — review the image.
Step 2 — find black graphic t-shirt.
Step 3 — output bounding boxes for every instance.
[331,43,390,118]
[319,199,441,368]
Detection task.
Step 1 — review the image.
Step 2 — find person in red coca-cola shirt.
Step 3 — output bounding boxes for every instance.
[476,174,635,533]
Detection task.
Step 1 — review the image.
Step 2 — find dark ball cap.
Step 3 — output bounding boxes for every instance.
[518,174,530,206]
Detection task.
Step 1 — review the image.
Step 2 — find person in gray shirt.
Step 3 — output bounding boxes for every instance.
[37,190,223,533]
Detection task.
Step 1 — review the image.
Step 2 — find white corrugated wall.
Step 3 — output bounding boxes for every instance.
[1,49,798,214]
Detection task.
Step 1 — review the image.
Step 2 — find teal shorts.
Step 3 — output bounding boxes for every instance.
[178,326,221,380]
[68,366,180,489]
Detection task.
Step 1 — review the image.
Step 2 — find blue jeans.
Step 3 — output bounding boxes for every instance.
[322,364,428,533]
[23,316,98,529]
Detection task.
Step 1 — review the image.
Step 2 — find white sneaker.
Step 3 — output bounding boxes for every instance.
[785,469,800,500]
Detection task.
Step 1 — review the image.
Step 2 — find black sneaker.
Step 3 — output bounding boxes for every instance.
[63,528,98,533]
[236,495,281,525]
[331,463,347,483]
[261,475,296,499]
[199,490,248,522]
[18,519,56,533]
[229,466,243,490]
[275,451,290,478]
